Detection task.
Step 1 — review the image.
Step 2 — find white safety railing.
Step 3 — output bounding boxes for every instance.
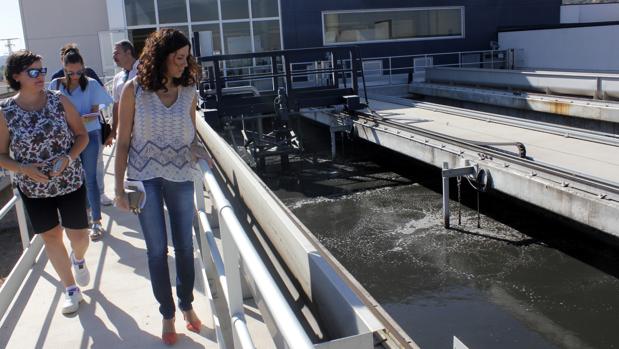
[201,49,511,93]
[0,190,44,320]
[194,159,314,349]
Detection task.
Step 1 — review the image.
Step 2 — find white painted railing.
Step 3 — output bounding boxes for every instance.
[0,190,43,320]
[194,160,314,349]
[203,49,510,92]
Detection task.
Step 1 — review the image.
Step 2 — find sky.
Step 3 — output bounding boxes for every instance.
[0,0,25,56]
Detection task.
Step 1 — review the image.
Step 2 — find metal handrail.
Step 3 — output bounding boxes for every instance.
[0,190,42,321]
[209,49,509,91]
[196,161,314,349]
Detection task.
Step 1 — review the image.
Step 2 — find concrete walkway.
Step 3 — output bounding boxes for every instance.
[0,147,272,348]
[369,99,619,184]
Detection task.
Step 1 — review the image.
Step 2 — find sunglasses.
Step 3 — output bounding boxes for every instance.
[26,68,47,78]
[66,69,85,77]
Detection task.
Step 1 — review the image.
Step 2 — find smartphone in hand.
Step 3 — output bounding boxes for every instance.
[52,157,65,174]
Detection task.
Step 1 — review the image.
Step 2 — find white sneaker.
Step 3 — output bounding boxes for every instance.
[70,252,90,287]
[62,287,83,314]
[100,193,113,206]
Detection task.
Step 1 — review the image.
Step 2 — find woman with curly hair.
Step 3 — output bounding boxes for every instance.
[114,29,209,345]
[0,50,90,314]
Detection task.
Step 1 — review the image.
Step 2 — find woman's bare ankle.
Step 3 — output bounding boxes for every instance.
[162,318,176,332]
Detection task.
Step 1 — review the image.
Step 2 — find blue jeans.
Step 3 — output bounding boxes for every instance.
[80,130,101,222]
[137,178,195,319]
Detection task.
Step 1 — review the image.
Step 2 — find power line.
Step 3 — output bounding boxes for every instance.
[0,38,20,54]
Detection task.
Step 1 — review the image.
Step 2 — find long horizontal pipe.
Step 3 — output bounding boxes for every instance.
[373,94,619,146]
[199,161,315,349]
[425,67,619,99]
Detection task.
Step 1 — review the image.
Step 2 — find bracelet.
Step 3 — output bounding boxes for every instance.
[66,154,73,162]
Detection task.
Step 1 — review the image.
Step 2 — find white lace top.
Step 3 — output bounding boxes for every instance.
[127,82,198,182]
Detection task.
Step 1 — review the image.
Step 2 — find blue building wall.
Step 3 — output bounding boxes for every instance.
[280,0,561,57]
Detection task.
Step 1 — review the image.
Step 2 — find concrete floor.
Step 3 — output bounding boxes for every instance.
[0,146,273,349]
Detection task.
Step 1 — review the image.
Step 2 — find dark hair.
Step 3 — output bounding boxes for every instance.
[60,43,79,57]
[4,50,42,91]
[137,29,198,92]
[62,48,88,94]
[115,40,137,59]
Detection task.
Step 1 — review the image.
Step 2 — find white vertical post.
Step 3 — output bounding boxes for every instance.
[330,130,336,159]
[442,162,450,229]
[220,209,244,349]
[14,191,29,250]
[388,57,392,85]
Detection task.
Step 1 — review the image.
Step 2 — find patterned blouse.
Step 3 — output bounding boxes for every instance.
[1,90,84,198]
[127,82,199,182]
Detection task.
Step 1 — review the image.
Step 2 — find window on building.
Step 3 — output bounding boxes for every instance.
[223,22,252,54]
[125,0,156,26]
[253,20,281,52]
[323,7,464,45]
[221,0,249,20]
[252,0,279,18]
[157,0,188,24]
[193,24,222,56]
[222,21,252,79]
[129,27,157,56]
[190,0,219,22]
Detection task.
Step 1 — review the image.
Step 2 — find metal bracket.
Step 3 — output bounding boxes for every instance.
[441,161,479,229]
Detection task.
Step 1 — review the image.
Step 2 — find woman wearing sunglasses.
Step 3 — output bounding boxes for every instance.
[50,48,113,241]
[0,50,91,314]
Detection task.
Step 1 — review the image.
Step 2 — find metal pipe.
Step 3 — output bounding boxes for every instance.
[372,94,619,148]
[220,214,244,349]
[195,117,394,344]
[0,195,17,221]
[0,235,44,320]
[442,162,450,229]
[199,163,314,349]
[231,314,256,349]
[354,102,619,197]
[198,211,228,299]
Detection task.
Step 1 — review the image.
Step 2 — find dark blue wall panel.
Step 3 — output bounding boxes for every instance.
[280,0,561,57]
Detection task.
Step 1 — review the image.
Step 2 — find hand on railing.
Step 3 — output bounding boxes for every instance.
[191,137,213,168]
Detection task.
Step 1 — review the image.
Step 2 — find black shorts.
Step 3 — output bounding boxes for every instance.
[19,185,89,234]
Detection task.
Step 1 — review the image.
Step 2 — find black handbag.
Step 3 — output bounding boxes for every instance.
[99,111,112,144]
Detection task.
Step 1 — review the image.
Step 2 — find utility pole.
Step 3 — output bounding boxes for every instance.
[0,38,20,54]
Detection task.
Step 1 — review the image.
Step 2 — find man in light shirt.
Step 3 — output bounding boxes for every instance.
[111,40,139,143]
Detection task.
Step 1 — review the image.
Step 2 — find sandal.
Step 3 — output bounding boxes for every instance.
[90,223,104,241]
[162,318,177,345]
[182,310,201,333]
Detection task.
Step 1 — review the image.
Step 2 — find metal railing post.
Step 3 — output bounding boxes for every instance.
[389,57,392,85]
[14,191,29,250]
[220,210,246,349]
[442,162,450,229]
